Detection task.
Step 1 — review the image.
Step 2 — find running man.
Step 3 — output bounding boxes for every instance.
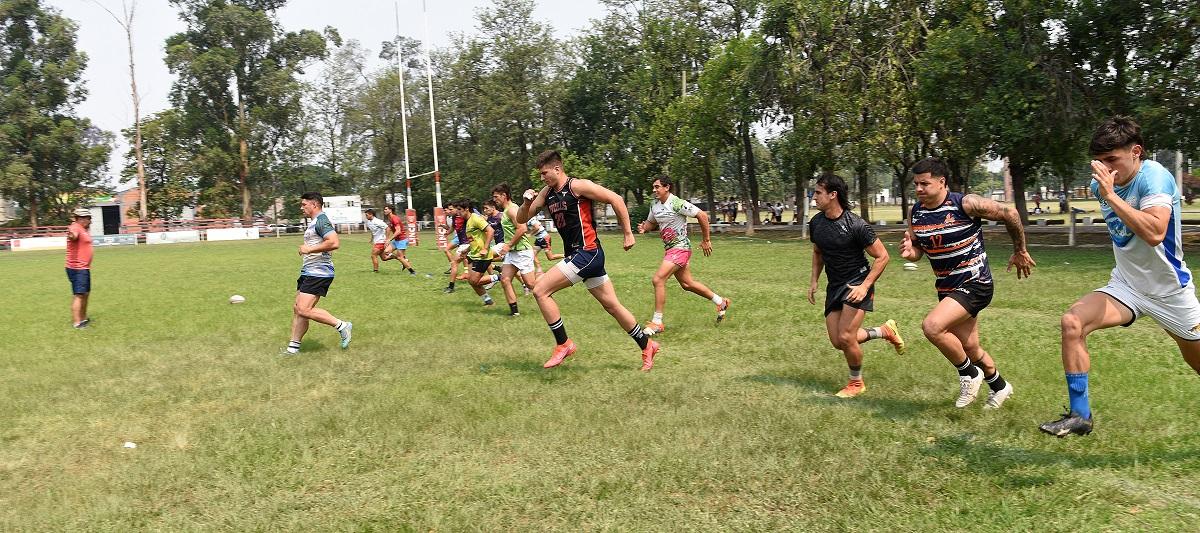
[493,183,538,316]
[286,192,352,355]
[1041,117,1200,437]
[516,150,660,371]
[900,158,1031,409]
[806,174,905,398]
[529,215,563,274]
[65,208,94,328]
[442,201,472,293]
[636,175,730,335]
[381,205,416,275]
[460,199,499,307]
[364,209,388,272]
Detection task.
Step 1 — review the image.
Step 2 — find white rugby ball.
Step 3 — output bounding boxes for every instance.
[229,294,246,304]
[903,262,918,271]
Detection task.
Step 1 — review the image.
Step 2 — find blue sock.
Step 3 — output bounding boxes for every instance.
[1066,372,1091,419]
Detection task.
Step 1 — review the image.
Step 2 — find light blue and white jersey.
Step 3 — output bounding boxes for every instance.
[365,217,388,244]
[301,212,336,278]
[1093,159,1191,297]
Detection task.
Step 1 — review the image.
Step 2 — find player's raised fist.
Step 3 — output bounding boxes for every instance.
[523,189,537,201]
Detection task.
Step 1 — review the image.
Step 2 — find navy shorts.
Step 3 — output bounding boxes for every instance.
[938,280,994,317]
[556,247,608,288]
[66,268,91,295]
[297,275,333,297]
[534,237,550,249]
[470,259,492,274]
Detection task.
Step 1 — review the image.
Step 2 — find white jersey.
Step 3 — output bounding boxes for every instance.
[365,217,388,244]
[1094,159,1192,297]
[646,193,701,250]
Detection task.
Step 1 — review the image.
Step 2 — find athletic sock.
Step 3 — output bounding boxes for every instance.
[984,370,1008,392]
[548,319,568,345]
[335,320,347,332]
[628,324,649,350]
[1066,372,1091,419]
[286,340,301,354]
[954,358,981,379]
[448,281,455,290]
[408,268,415,273]
[712,295,724,306]
[652,312,663,324]
[509,302,519,314]
[865,327,883,340]
[491,274,500,283]
[849,364,862,380]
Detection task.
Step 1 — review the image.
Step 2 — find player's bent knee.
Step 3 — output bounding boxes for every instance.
[1061,311,1084,338]
[921,319,945,340]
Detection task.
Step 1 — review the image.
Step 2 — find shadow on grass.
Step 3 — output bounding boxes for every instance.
[921,434,1200,489]
[742,373,937,420]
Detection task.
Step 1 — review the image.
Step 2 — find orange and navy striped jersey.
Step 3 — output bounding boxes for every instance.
[910,192,992,292]
[546,178,600,256]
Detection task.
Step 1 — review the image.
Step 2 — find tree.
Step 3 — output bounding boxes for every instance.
[0,0,111,226]
[122,109,196,219]
[90,0,148,221]
[164,0,327,220]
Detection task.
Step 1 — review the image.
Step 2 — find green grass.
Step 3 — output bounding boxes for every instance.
[1,233,1198,530]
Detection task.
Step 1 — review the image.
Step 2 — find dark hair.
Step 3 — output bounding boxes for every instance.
[652,175,674,192]
[453,198,473,211]
[1090,116,1144,158]
[300,192,323,205]
[365,209,376,216]
[481,199,498,210]
[911,158,948,178]
[534,150,563,169]
[383,205,394,212]
[490,183,512,200]
[814,173,851,211]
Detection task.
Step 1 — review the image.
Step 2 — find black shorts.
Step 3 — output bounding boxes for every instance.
[470,259,492,274]
[534,236,550,249]
[297,275,333,297]
[938,280,994,317]
[824,280,874,317]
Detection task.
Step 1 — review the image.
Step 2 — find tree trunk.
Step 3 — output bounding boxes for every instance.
[238,97,252,221]
[126,9,147,221]
[1009,160,1031,226]
[29,193,38,227]
[704,153,716,222]
[897,170,910,222]
[856,160,870,221]
[1064,173,1074,246]
[740,121,760,236]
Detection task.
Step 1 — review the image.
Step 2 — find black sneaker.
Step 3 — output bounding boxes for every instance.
[444,269,452,275]
[443,286,455,294]
[1039,409,1093,437]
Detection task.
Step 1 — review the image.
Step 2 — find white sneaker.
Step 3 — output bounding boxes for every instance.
[483,276,498,290]
[983,382,1014,410]
[955,372,984,408]
[338,321,352,349]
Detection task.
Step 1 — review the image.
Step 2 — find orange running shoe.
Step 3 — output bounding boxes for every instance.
[543,339,577,368]
[881,319,906,355]
[716,297,732,324]
[643,321,665,336]
[835,378,866,398]
[640,339,661,371]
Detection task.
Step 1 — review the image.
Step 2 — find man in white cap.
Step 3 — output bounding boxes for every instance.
[66,208,94,328]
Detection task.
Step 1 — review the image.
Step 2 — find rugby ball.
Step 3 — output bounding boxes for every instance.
[903,262,918,271]
[229,294,246,304]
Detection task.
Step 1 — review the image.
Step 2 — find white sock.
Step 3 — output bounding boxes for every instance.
[287,340,301,354]
[711,295,724,306]
[335,321,347,331]
[652,312,663,323]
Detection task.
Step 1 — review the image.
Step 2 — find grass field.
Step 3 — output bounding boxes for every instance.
[2,232,1198,530]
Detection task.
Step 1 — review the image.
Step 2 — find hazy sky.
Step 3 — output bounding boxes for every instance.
[46,0,609,186]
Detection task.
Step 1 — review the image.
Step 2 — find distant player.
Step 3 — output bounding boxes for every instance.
[364,209,388,272]
[1041,117,1200,437]
[806,173,905,398]
[636,175,730,335]
[286,192,352,355]
[900,158,1031,409]
[516,150,660,371]
[529,215,563,274]
[492,183,538,316]
[460,199,499,307]
[65,208,94,328]
[442,202,473,293]
[381,205,416,275]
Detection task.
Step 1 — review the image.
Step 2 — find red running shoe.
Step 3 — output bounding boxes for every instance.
[640,339,661,372]
[543,340,577,368]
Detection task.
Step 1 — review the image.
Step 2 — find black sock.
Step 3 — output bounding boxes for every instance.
[954,358,981,378]
[509,302,519,315]
[985,370,1008,392]
[549,319,568,345]
[408,268,415,273]
[849,364,862,379]
[448,281,455,289]
[628,324,649,350]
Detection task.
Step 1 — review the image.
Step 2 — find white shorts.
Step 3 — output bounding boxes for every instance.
[503,249,536,275]
[1096,273,1200,341]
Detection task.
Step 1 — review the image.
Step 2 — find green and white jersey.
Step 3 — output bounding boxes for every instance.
[301,212,336,277]
[501,207,532,251]
[647,193,702,250]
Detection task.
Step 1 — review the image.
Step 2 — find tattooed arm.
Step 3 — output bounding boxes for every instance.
[962,194,1035,279]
